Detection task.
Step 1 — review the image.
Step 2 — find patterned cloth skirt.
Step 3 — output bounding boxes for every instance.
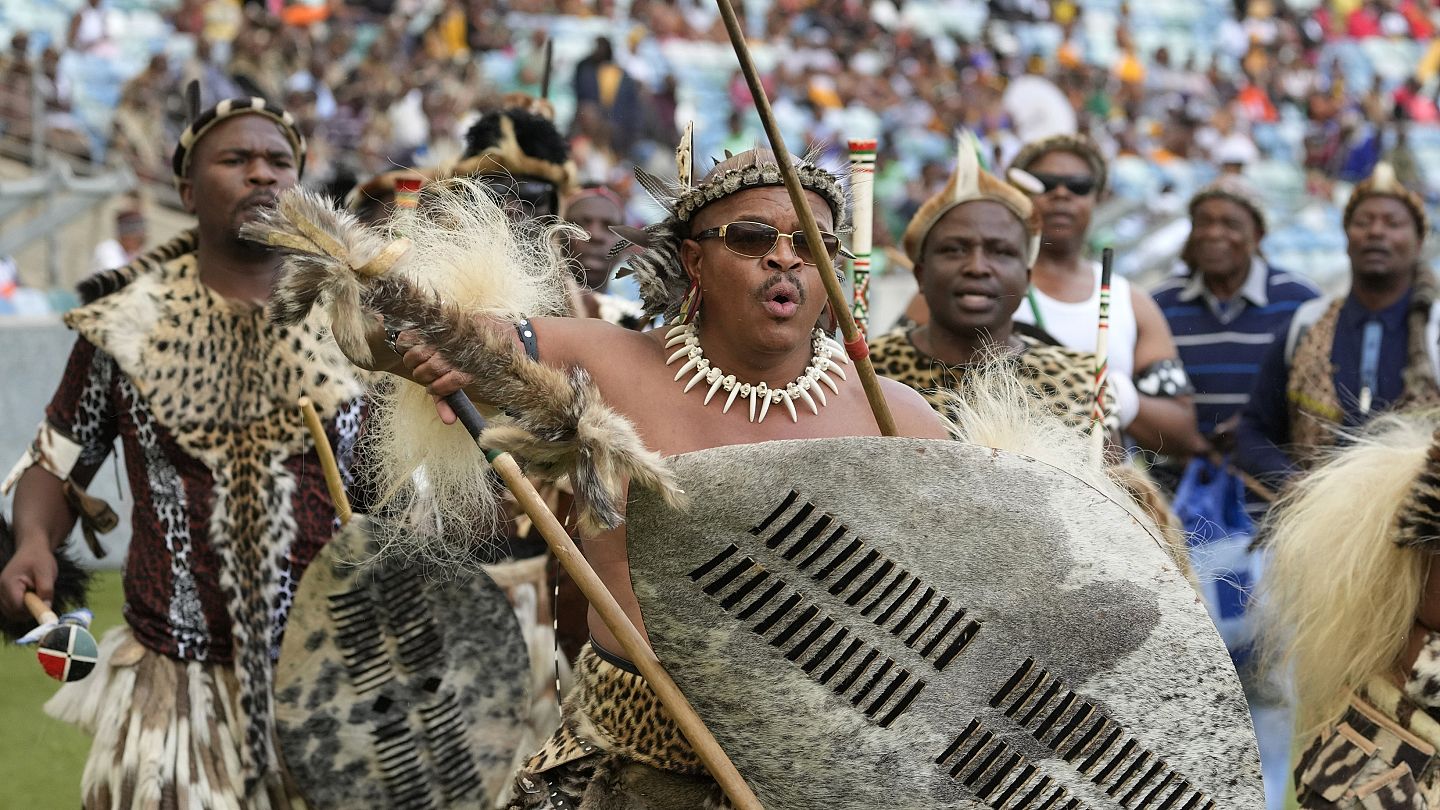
[44,626,306,810]
[506,643,730,810]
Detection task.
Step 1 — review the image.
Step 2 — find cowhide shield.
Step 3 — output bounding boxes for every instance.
[275,516,531,809]
[626,437,1263,810]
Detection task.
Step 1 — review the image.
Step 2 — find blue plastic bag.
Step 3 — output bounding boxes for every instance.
[1171,456,1262,662]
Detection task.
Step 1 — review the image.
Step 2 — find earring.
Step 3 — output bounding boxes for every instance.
[679,277,703,325]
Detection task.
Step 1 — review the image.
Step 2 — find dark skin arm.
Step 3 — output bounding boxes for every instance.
[1128,289,1206,456]
[0,467,79,619]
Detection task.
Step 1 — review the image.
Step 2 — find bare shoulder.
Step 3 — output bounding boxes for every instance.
[1128,286,1180,366]
[1129,285,1170,332]
[531,316,660,370]
[877,375,951,440]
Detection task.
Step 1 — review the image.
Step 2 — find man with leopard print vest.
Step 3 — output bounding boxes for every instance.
[867,134,1119,443]
[1235,162,1440,489]
[0,95,364,808]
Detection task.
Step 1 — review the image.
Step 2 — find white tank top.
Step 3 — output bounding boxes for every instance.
[1013,260,1139,382]
[74,7,107,49]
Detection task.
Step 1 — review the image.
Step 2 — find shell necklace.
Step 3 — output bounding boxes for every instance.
[663,322,849,423]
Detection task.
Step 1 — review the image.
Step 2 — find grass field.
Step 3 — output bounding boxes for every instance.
[0,569,124,809]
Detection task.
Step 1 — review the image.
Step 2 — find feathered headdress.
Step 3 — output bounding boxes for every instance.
[448,100,578,195]
[612,126,850,322]
[901,131,1042,265]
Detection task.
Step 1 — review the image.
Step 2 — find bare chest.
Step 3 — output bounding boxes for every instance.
[592,358,881,457]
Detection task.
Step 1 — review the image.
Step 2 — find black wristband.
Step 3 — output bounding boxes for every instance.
[515,318,539,361]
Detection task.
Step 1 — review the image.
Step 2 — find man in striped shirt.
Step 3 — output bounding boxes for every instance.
[1152,176,1320,446]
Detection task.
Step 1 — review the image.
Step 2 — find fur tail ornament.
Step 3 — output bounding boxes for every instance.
[363,273,686,535]
[241,188,399,366]
[245,183,683,548]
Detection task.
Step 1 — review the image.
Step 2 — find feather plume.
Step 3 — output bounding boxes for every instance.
[954,130,982,203]
[677,122,693,192]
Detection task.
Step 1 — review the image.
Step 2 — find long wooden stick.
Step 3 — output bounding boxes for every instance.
[446,393,764,810]
[847,139,876,335]
[713,0,896,437]
[1091,248,1115,454]
[24,592,57,625]
[299,396,352,526]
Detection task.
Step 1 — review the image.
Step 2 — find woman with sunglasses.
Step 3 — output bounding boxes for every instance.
[1009,135,1204,460]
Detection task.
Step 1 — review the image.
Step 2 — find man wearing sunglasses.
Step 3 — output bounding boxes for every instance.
[1009,135,1204,460]
[360,147,946,806]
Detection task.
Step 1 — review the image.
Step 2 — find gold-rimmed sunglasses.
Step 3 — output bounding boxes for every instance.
[692,220,853,266]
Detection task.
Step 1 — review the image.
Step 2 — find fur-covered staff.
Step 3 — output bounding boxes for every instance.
[713,0,896,437]
[846,139,876,335]
[244,184,762,810]
[1091,247,1115,450]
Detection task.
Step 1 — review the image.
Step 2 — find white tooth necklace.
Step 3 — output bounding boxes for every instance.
[663,322,849,423]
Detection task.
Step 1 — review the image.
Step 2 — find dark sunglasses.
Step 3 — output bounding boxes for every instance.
[1031,173,1097,196]
[692,220,851,265]
[481,177,558,214]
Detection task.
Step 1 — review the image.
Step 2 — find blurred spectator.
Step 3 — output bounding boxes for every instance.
[67,0,116,57]
[0,256,51,316]
[1237,165,1440,489]
[1152,177,1319,472]
[91,209,147,274]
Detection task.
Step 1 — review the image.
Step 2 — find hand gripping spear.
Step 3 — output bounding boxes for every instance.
[260,226,765,809]
[713,0,897,437]
[401,352,766,810]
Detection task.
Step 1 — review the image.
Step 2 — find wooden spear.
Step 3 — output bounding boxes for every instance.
[1091,247,1115,453]
[712,0,897,437]
[847,139,876,336]
[438,390,765,810]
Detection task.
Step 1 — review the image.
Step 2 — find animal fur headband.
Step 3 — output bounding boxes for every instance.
[1189,174,1267,236]
[171,95,306,189]
[1345,162,1429,238]
[902,131,1042,266]
[613,131,850,322]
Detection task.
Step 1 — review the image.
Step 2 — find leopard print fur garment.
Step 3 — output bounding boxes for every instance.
[868,326,1118,437]
[63,251,363,790]
[509,644,729,810]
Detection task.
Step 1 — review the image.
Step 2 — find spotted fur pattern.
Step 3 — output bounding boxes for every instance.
[508,645,728,810]
[76,229,198,304]
[62,252,362,791]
